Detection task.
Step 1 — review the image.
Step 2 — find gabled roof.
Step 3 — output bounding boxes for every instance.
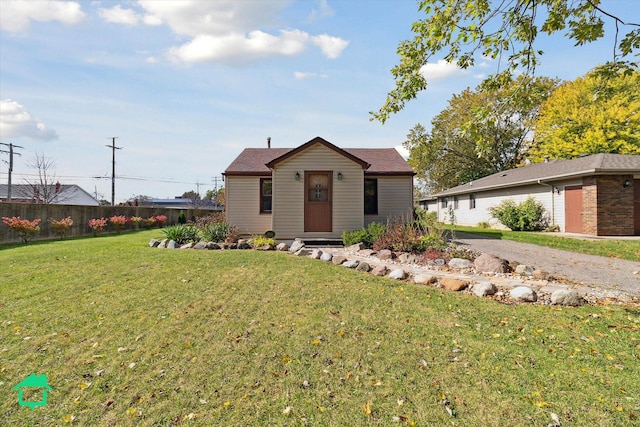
[0,184,99,205]
[435,153,640,197]
[224,137,414,176]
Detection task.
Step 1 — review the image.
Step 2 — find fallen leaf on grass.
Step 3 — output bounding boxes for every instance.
[62,414,75,423]
[363,400,372,415]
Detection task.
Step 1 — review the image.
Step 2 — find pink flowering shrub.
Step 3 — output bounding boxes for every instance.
[154,215,167,227]
[2,216,41,244]
[143,216,157,229]
[49,217,74,239]
[130,216,143,228]
[108,215,127,233]
[88,218,108,236]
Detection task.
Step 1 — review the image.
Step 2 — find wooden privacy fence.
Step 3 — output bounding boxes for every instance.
[0,203,216,243]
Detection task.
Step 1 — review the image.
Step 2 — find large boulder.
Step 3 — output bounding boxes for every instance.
[510,286,537,302]
[398,253,419,264]
[294,248,311,257]
[474,254,509,274]
[388,269,407,280]
[448,258,474,270]
[149,238,161,247]
[193,241,207,250]
[471,282,497,297]
[167,240,178,249]
[342,259,360,269]
[320,252,333,262]
[289,239,305,253]
[309,249,323,259]
[377,249,395,260]
[332,255,347,265]
[515,264,535,276]
[370,265,388,276]
[550,290,585,306]
[346,242,366,252]
[414,274,436,285]
[276,242,289,251]
[356,262,372,272]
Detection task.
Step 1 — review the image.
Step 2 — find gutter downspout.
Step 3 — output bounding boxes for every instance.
[537,180,555,227]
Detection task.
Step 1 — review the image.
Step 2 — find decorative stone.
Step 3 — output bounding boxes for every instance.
[414,274,436,285]
[294,248,310,257]
[356,262,371,272]
[193,241,207,250]
[238,242,251,249]
[388,269,407,280]
[157,239,168,249]
[474,253,509,273]
[255,244,273,251]
[532,269,550,280]
[433,258,446,266]
[320,252,333,262]
[515,264,535,276]
[289,239,305,253]
[370,265,388,276]
[439,277,469,291]
[377,249,395,260]
[309,249,323,259]
[331,255,347,265]
[167,240,178,249]
[276,242,289,251]
[398,253,419,264]
[346,242,366,252]
[180,242,194,249]
[342,259,360,269]
[358,249,376,257]
[471,282,497,297]
[149,238,160,247]
[510,286,537,302]
[448,258,474,269]
[550,289,585,306]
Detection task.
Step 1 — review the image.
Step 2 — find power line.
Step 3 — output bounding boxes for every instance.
[105,137,122,206]
[0,142,24,202]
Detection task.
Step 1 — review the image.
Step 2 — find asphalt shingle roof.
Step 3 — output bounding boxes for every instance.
[435,153,640,196]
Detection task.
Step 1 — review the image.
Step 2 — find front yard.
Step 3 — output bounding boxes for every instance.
[1,231,638,426]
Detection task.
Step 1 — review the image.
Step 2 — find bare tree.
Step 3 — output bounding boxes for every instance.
[18,152,75,204]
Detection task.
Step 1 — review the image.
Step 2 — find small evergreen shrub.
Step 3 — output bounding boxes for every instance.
[162,225,201,244]
[178,210,187,224]
[489,197,548,231]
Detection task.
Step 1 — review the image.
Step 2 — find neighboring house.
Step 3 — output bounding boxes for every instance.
[429,153,640,236]
[223,136,415,240]
[0,184,99,206]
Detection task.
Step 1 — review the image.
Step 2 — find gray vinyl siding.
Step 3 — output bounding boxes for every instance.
[364,175,414,226]
[271,144,365,240]
[225,176,272,235]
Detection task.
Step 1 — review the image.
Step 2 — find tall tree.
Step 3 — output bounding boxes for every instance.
[405,76,558,192]
[372,0,639,123]
[529,64,640,160]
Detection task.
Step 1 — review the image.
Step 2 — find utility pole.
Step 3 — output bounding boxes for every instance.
[211,175,221,192]
[105,137,122,206]
[0,143,23,202]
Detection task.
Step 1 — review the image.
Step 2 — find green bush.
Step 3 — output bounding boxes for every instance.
[489,197,548,231]
[178,210,187,225]
[342,222,386,248]
[251,235,276,247]
[201,223,230,242]
[162,225,201,244]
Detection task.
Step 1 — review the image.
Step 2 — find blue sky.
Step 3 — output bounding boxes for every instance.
[1,0,637,202]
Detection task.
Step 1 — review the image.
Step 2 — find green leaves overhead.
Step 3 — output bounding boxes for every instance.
[372,0,640,123]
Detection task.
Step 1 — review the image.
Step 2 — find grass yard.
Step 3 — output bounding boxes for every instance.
[1,231,639,426]
[449,226,640,262]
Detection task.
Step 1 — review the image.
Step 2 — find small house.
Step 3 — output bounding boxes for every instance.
[223,137,415,240]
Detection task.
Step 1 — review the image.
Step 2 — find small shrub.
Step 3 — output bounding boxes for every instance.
[162,225,201,244]
[143,217,157,229]
[489,197,548,231]
[225,225,240,243]
[418,234,447,251]
[194,213,226,228]
[251,235,276,248]
[154,215,167,227]
[178,210,187,225]
[2,216,41,243]
[88,218,107,236]
[201,223,230,242]
[342,222,386,248]
[130,216,143,228]
[373,217,423,253]
[49,217,73,239]
[108,215,127,233]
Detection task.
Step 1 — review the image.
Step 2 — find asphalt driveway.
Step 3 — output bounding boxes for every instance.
[453,232,640,297]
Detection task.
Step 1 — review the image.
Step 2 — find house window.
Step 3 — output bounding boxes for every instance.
[441,198,448,209]
[469,194,476,209]
[453,196,459,209]
[364,178,378,215]
[260,178,272,213]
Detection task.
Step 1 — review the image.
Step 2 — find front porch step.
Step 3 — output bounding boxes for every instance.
[301,238,344,247]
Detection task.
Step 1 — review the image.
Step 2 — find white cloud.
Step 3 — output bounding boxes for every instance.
[307,0,335,23]
[0,100,58,141]
[294,71,328,79]
[0,0,85,32]
[99,5,139,26]
[420,59,467,81]
[133,0,348,64]
[311,34,349,59]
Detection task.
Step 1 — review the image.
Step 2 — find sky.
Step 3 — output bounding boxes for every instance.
[1,0,638,203]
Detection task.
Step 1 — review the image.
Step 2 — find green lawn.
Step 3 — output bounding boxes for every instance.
[449,226,640,262]
[1,231,639,426]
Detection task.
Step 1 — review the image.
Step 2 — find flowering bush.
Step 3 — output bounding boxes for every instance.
[2,216,41,243]
[143,217,157,229]
[88,218,108,236]
[154,215,167,227]
[108,215,127,233]
[49,217,73,239]
[130,216,143,228]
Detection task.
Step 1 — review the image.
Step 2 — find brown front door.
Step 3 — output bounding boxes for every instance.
[565,185,583,233]
[634,180,640,235]
[304,171,332,232]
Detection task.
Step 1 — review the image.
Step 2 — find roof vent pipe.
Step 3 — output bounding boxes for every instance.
[267,137,271,149]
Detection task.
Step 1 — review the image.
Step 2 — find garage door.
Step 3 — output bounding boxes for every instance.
[565,185,583,234]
